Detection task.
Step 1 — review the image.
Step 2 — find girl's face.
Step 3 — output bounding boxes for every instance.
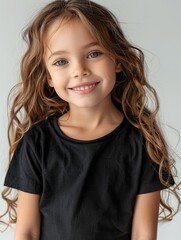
[44,18,122,109]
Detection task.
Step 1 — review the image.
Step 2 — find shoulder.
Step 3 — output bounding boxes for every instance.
[29,116,57,132]
[16,117,58,152]
[11,117,59,164]
[114,119,148,166]
[24,116,58,139]
[122,119,145,146]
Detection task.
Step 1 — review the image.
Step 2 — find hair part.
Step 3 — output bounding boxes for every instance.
[1,0,180,230]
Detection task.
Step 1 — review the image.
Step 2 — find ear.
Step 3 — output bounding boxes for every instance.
[115,63,122,73]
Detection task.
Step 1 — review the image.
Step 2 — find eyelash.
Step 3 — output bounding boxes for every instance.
[52,51,102,66]
[53,59,68,66]
[87,51,102,59]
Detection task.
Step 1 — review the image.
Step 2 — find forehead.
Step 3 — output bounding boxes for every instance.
[44,18,98,51]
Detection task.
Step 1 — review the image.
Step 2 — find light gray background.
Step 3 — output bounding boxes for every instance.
[0,0,180,239]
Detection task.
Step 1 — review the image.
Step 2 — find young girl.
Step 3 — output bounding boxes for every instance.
[1,0,180,239]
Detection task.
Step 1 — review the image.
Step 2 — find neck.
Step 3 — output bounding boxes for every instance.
[61,99,123,130]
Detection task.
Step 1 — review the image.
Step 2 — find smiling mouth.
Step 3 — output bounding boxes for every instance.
[70,82,100,91]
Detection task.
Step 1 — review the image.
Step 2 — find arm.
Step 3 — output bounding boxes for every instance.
[14,191,41,240]
[131,191,160,240]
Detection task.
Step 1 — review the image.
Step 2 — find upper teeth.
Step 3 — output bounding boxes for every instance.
[73,83,96,91]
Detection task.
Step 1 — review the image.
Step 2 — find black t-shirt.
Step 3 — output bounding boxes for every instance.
[4,117,167,239]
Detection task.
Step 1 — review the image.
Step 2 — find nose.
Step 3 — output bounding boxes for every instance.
[72,60,90,78]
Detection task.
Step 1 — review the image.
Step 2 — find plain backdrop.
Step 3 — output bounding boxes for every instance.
[0,0,181,239]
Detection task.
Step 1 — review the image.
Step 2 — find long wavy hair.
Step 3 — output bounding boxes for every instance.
[1,0,180,230]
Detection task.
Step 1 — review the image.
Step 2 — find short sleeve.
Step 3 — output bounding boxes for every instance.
[137,144,175,194]
[4,132,42,194]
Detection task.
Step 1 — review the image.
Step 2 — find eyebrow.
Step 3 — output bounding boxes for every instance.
[48,41,100,59]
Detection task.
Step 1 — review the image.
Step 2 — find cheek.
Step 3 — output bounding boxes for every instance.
[95,64,113,79]
[52,84,68,102]
[103,59,117,76]
[48,71,66,88]
[104,65,117,83]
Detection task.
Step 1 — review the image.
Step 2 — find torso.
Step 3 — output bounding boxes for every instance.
[5,116,163,240]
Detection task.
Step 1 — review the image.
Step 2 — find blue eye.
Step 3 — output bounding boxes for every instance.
[53,59,68,66]
[87,51,102,59]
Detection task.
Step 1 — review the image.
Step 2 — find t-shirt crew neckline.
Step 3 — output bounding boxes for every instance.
[53,116,128,144]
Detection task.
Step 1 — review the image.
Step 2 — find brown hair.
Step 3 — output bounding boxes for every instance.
[1,0,180,229]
